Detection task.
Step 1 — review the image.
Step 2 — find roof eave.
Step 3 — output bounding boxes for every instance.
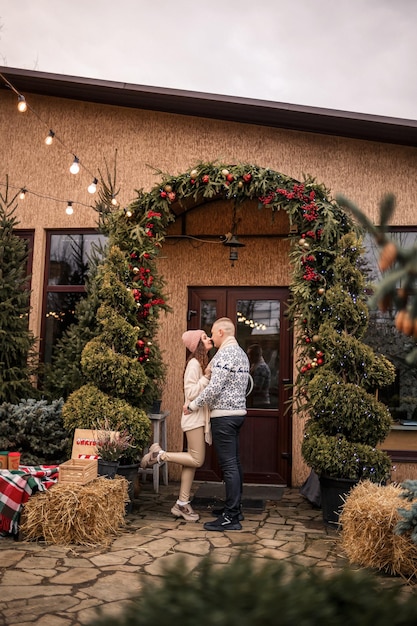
[1,66,417,147]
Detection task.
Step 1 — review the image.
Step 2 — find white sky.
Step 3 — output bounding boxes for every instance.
[1,0,417,120]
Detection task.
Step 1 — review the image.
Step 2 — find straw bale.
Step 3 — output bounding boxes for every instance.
[340,480,417,579]
[20,476,129,547]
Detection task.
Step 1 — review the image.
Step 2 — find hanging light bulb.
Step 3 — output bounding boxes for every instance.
[19,188,27,200]
[69,156,80,175]
[87,177,98,194]
[111,195,118,206]
[17,94,27,112]
[45,130,55,146]
[66,201,73,215]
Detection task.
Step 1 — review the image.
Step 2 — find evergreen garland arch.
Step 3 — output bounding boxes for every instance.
[96,160,395,479]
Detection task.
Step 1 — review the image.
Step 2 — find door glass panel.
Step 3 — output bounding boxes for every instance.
[200,300,217,333]
[236,299,280,409]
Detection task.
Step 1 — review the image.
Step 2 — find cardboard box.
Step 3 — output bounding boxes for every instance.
[58,429,99,485]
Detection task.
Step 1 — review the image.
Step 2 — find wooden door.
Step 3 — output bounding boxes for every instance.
[187,287,292,486]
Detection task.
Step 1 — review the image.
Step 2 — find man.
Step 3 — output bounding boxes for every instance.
[183,317,250,531]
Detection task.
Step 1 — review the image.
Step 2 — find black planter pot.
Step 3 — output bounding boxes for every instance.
[151,399,162,414]
[117,463,139,513]
[97,459,119,479]
[319,475,358,526]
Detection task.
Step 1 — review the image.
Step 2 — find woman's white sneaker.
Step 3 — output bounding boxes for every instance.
[171,502,200,522]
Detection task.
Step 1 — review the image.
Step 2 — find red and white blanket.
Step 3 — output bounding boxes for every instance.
[0,465,59,535]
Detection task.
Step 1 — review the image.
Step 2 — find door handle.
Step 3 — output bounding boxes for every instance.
[187,310,197,321]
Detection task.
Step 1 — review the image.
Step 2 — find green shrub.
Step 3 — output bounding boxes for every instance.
[302,426,392,481]
[0,398,69,464]
[81,338,147,404]
[62,383,151,463]
[87,555,417,626]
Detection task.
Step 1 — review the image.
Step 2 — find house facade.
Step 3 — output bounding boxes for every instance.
[1,66,417,486]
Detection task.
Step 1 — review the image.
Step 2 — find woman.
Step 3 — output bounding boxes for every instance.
[140,329,213,521]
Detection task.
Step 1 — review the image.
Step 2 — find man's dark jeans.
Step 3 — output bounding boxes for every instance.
[211,415,245,519]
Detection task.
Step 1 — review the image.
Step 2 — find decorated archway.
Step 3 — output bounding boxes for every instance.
[114,160,354,389]
[94,160,393,486]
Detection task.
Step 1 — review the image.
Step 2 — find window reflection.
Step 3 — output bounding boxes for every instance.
[237,299,280,409]
[363,230,417,423]
[48,234,106,285]
[44,292,84,363]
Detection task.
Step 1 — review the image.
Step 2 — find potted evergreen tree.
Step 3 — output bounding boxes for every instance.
[61,176,169,509]
[295,232,396,524]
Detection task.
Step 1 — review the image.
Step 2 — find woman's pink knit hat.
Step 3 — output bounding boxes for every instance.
[182,329,203,353]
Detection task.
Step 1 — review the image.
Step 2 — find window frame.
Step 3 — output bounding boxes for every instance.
[40,228,104,363]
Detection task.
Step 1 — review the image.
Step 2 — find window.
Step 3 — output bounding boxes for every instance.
[42,230,106,363]
[363,229,417,423]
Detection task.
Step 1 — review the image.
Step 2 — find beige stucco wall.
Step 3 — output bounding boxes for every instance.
[2,88,417,486]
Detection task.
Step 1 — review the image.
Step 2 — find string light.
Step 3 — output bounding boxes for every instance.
[0,72,100,188]
[17,94,27,112]
[0,181,96,214]
[69,156,80,175]
[124,207,133,218]
[111,195,118,206]
[237,311,267,331]
[87,177,98,194]
[66,201,74,215]
[45,130,55,146]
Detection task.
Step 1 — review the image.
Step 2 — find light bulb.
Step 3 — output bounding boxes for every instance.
[87,177,98,194]
[45,130,55,146]
[125,208,133,218]
[111,196,118,206]
[66,202,73,215]
[19,188,27,200]
[70,157,80,175]
[17,95,27,112]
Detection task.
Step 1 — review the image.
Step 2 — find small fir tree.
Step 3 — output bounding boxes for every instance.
[0,183,39,403]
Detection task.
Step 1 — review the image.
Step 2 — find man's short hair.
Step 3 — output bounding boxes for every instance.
[213,317,235,335]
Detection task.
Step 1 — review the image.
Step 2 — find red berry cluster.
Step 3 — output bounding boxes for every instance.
[301,255,320,282]
[258,191,275,206]
[304,229,323,240]
[274,185,319,223]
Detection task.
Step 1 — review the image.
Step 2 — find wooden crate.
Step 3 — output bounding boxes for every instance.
[58,459,98,485]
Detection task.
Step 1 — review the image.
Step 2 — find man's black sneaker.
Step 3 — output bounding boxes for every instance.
[204,513,242,532]
[211,507,244,521]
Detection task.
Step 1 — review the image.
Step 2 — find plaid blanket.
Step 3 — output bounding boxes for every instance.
[0,465,59,535]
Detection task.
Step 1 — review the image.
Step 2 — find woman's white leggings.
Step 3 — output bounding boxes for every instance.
[160,426,205,502]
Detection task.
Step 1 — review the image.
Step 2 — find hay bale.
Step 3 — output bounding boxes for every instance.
[20,475,129,547]
[340,480,417,578]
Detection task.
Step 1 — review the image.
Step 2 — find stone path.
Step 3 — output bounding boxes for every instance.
[0,484,411,626]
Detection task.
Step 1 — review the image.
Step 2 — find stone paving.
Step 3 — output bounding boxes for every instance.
[0,483,412,626]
